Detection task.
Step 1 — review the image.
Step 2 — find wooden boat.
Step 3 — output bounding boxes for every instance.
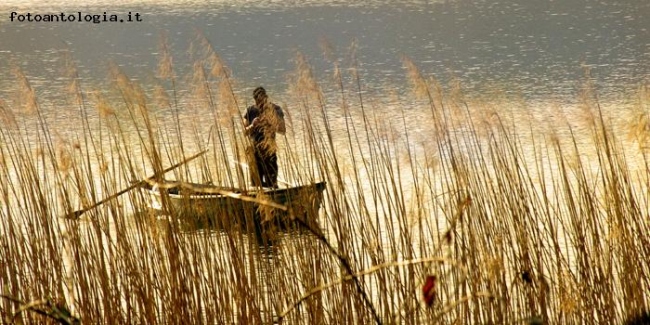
[140,180,326,232]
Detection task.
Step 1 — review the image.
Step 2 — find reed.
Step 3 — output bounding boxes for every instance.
[0,37,648,325]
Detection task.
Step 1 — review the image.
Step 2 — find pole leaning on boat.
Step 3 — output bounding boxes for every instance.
[63,150,207,220]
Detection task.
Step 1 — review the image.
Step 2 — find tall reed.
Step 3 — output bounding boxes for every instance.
[0,37,648,325]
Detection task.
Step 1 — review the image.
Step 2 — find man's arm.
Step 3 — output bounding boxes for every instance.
[244,117,260,135]
[277,117,286,135]
[242,112,251,135]
[276,106,286,135]
[243,107,258,135]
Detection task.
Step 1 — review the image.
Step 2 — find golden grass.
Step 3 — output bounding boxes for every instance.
[0,35,649,325]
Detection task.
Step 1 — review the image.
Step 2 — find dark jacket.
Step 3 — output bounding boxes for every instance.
[244,103,285,153]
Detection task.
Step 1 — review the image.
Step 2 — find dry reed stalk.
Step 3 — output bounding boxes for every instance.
[1,36,649,325]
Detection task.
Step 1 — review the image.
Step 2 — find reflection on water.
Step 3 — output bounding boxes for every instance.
[151,208,311,249]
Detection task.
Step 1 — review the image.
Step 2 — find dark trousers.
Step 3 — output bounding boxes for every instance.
[252,149,278,188]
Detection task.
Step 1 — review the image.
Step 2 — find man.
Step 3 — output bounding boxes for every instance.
[243,87,286,188]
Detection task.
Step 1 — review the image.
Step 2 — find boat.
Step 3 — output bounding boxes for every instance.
[140,180,326,232]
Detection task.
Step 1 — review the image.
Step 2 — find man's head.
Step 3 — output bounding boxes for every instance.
[253,86,267,105]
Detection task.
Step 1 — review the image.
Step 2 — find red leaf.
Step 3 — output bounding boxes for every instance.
[422,275,437,307]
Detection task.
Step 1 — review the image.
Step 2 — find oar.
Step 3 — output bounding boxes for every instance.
[63,150,207,220]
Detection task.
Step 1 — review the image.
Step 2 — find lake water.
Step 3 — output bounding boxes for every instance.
[1,0,648,102]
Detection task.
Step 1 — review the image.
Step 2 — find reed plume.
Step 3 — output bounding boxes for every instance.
[401,55,430,102]
[91,90,116,119]
[12,66,39,115]
[0,98,17,129]
[157,32,174,81]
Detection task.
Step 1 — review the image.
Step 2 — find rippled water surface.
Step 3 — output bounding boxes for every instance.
[1,0,648,101]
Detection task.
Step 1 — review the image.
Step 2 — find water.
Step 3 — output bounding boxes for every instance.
[1,0,648,102]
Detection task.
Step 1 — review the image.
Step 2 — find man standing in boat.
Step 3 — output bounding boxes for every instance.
[243,87,286,188]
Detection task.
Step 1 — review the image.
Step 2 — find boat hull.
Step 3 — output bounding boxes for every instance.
[141,181,326,232]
